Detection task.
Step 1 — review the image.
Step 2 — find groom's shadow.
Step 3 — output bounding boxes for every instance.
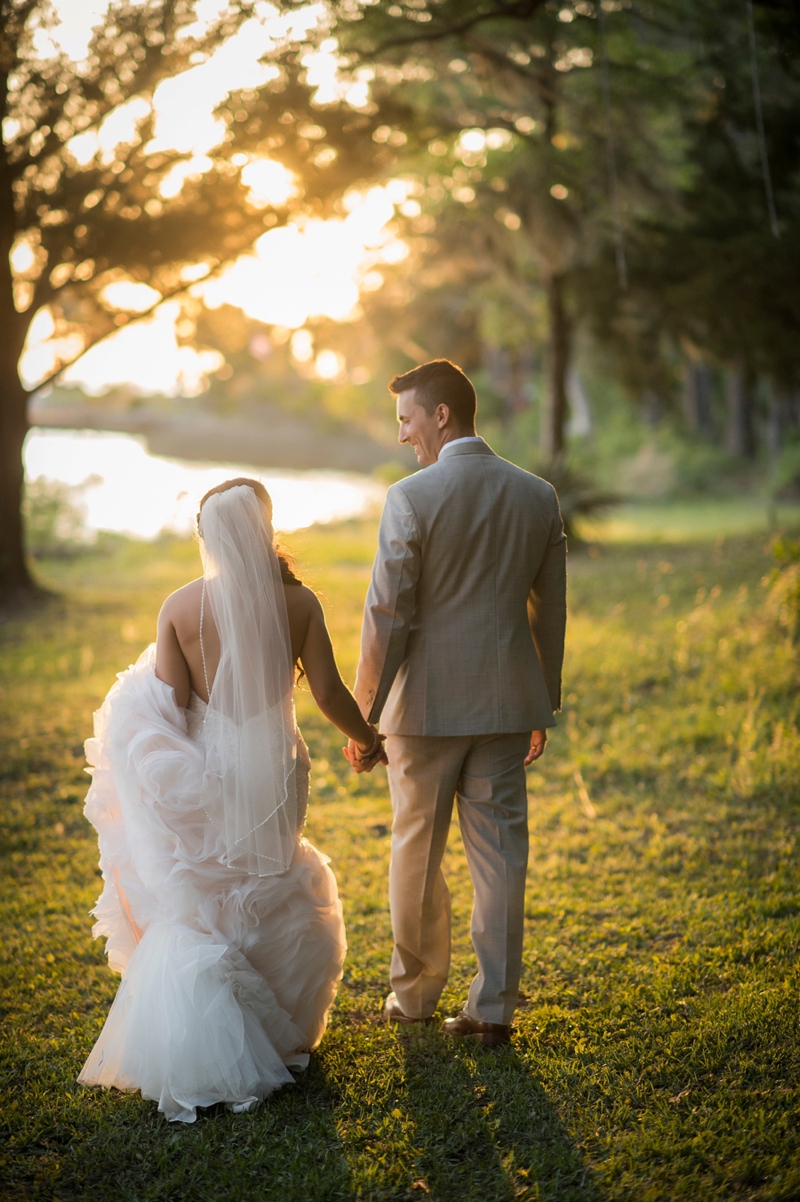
[397,1029,603,1202]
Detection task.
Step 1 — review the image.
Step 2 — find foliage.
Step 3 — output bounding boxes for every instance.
[296,0,800,466]
[533,454,619,543]
[766,533,800,643]
[2,515,800,1199]
[580,0,800,401]
[22,475,97,557]
[0,0,411,587]
[3,0,404,382]
[318,0,695,459]
[772,439,800,501]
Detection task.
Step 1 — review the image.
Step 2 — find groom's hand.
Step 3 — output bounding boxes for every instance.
[524,730,547,766]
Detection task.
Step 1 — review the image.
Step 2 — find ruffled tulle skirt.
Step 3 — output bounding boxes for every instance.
[78,646,346,1122]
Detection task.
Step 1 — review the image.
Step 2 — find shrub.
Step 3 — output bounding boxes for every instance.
[535,455,620,543]
[766,534,800,643]
[23,476,97,558]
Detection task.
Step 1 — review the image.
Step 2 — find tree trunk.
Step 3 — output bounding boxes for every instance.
[683,363,716,437]
[724,364,756,460]
[540,272,571,460]
[0,64,34,593]
[0,376,32,593]
[566,366,592,436]
[766,381,791,458]
[641,388,662,427]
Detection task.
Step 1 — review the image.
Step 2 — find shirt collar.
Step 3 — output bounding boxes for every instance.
[438,436,485,460]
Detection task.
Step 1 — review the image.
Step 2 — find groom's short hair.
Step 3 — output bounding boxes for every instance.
[389,359,477,428]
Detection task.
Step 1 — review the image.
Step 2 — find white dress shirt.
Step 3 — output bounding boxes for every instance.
[438,436,485,460]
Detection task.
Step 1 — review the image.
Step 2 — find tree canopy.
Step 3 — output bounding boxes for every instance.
[312,0,799,455]
[0,0,404,589]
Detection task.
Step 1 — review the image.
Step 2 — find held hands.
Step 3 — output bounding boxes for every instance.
[345,727,542,771]
[524,729,547,766]
[343,724,388,774]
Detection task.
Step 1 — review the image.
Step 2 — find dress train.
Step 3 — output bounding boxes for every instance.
[78,645,346,1123]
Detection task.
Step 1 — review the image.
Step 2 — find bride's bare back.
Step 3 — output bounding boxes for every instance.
[155,575,376,751]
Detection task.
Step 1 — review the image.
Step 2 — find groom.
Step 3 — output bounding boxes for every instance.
[348,359,566,1045]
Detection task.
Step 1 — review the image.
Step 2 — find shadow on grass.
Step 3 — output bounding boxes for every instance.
[398,1029,602,1202]
[0,581,60,627]
[15,1055,353,1202]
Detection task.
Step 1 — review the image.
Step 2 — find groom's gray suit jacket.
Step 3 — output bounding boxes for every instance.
[355,440,567,736]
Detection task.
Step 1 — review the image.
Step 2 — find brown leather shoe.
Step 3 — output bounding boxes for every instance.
[383,992,435,1026]
[441,1011,511,1046]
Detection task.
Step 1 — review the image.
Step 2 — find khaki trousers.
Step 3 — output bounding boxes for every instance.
[385,732,530,1026]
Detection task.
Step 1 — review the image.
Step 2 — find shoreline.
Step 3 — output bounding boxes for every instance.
[28,398,405,475]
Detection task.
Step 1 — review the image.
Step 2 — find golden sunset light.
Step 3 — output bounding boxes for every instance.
[21,0,395,396]
[22,183,405,395]
[4,0,800,1192]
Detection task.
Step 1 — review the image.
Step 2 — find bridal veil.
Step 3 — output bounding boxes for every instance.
[199,484,298,877]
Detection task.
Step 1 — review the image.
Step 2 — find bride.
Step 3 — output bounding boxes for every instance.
[78,477,386,1122]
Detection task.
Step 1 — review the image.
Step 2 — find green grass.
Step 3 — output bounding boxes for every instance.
[579,497,800,543]
[1,516,799,1201]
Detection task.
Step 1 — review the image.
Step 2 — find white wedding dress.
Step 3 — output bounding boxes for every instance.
[78,487,346,1123]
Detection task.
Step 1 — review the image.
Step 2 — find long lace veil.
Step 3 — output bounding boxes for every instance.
[198,485,297,876]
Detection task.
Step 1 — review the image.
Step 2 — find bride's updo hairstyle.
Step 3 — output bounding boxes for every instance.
[198,477,302,586]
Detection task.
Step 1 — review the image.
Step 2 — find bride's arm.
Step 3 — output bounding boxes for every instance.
[299,593,379,753]
[155,597,192,709]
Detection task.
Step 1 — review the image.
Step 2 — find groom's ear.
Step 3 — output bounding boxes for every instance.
[436,403,451,428]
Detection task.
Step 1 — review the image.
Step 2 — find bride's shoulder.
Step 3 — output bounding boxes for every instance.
[283,583,325,652]
[158,578,203,626]
[283,582,321,619]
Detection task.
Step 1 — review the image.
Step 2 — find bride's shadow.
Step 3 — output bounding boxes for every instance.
[40,1055,353,1202]
[208,1055,354,1201]
[395,1029,603,1202]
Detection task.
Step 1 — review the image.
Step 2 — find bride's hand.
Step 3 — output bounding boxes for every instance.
[343,729,388,773]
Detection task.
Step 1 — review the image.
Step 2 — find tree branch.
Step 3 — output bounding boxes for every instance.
[350,0,548,59]
[464,31,557,105]
[26,249,247,395]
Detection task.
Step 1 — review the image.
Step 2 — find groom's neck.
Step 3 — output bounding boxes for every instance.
[434,426,478,458]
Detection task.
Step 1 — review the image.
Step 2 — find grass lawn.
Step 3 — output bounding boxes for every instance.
[578,496,800,544]
[1,514,799,1201]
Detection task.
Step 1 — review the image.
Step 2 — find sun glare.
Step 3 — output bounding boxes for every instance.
[21,303,223,397]
[158,156,215,200]
[241,159,297,208]
[23,178,405,395]
[315,349,345,379]
[102,282,162,313]
[25,2,402,396]
[200,185,398,333]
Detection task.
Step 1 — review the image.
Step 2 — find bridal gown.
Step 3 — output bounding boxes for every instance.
[78,643,346,1123]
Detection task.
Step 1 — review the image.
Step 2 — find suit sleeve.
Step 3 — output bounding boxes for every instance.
[354,484,422,725]
[527,489,567,713]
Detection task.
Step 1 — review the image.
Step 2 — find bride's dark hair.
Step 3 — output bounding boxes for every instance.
[197,477,302,586]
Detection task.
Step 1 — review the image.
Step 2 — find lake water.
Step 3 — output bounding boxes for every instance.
[24,428,386,540]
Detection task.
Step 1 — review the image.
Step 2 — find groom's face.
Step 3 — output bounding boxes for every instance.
[396,390,444,467]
